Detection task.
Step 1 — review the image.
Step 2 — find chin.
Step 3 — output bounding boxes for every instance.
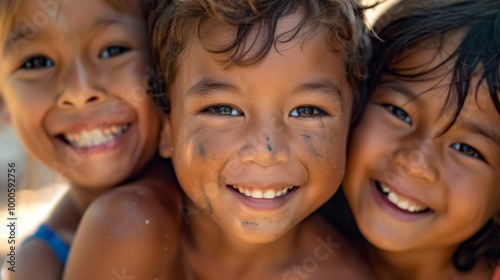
[72,173,127,190]
[230,224,292,244]
[362,230,412,252]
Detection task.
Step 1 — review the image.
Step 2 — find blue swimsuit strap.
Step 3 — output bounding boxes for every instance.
[25,223,69,265]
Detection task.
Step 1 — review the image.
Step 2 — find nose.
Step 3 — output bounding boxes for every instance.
[238,125,290,166]
[393,142,439,184]
[57,60,106,109]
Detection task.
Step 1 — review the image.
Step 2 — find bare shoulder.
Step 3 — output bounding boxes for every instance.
[88,182,182,230]
[63,183,184,280]
[2,239,62,280]
[294,214,374,280]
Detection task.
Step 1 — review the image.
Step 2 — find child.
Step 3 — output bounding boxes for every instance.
[341,0,500,279]
[0,0,180,279]
[63,0,375,279]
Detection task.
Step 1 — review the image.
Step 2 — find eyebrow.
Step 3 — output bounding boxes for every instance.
[87,18,127,34]
[4,30,50,55]
[186,78,240,100]
[381,80,420,102]
[461,120,500,145]
[186,77,344,103]
[294,79,344,104]
[4,18,128,55]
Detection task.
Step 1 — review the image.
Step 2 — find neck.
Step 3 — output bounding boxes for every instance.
[69,154,167,211]
[367,244,461,280]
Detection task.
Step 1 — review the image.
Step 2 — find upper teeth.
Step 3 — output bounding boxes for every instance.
[232,185,294,199]
[379,183,427,213]
[64,124,129,148]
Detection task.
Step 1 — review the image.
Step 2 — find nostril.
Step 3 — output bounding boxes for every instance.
[87,96,99,103]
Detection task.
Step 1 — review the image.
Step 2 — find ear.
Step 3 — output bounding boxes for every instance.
[159,115,173,159]
[0,94,11,125]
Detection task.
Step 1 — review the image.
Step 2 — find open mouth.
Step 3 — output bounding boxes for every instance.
[227,184,299,210]
[375,180,431,214]
[229,185,298,199]
[58,124,130,149]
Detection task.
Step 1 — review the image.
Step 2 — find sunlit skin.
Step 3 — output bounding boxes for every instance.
[0,0,170,279]
[343,33,500,280]
[148,13,374,279]
[55,9,375,280]
[0,0,160,194]
[162,18,352,244]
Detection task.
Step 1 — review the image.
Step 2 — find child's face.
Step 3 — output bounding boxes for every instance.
[161,16,353,243]
[343,37,500,252]
[0,0,160,188]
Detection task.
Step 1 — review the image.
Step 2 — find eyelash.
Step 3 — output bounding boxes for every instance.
[289,106,328,118]
[99,45,131,59]
[20,56,54,70]
[451,143,487,163]
[201,105,328,118]
[382,104,412,125]
[201,105,242,116]
[18,45,130,70]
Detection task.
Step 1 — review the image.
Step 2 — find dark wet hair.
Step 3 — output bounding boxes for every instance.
[367,0,500,271]
[370,0,500,130]
[148,0,371,121]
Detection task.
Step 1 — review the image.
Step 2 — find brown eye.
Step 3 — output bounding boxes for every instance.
[383,104,412,125]
[99,46,130,59]
[21,56,54,69]
[290,106,327,117]
[203,105,241,116]
[451,143,486,162]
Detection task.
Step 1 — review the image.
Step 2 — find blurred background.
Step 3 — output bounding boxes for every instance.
[0,126,67,269]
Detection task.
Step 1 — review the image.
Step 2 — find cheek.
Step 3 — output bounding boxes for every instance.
[138,101,161,136]
[173,125,224,207]
[302,123,348,186]
[14,117,55,166]
[448,171,500,222]
[8,81,52,112]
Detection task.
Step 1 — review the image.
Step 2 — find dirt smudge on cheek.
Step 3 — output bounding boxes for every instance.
[190,126,225,161]
[301,133,322,159]
[195,142,206,157]
[189,126,209,159]
[202,186,214,214]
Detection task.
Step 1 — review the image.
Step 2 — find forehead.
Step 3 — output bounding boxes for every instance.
[392,31,465,78]
[178,9,347,78]
[196,9,319,56]
[3,0,142,51]
[173,22,351,112]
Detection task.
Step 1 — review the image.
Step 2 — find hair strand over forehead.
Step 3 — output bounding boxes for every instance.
[148,0,372,120]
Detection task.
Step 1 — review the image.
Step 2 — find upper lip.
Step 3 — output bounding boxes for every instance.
[373,178,431,210]
[227,182,300,192]
[51,119,131,136]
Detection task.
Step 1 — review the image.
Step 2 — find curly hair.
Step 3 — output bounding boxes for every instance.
[368,0,500,271]
[149,0,372,121]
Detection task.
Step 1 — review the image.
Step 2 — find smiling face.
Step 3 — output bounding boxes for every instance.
[160,15,353,243]
[343,35,500,253]
[0,0,161,189]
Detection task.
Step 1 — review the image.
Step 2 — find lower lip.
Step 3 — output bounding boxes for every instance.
[228,186,298,211]
[60,125,132,156]
[370,180,432,221]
